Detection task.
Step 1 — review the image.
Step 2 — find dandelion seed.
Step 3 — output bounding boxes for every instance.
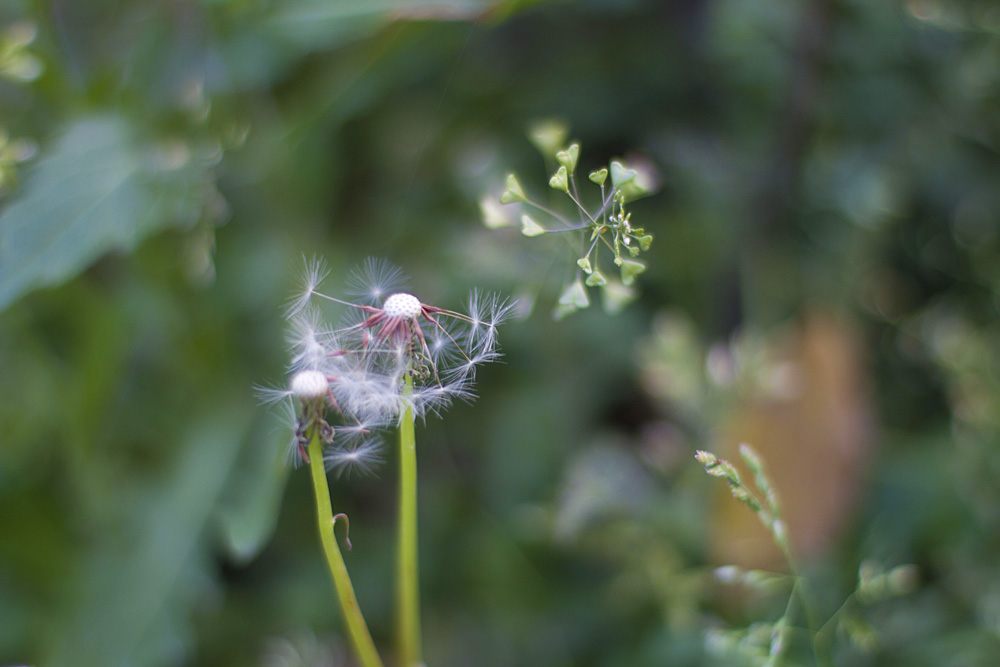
[285,256,330,318]
[345,257,408,306]
[325,439,385,478]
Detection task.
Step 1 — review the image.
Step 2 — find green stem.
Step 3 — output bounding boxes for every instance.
[307,429,384,667]
[396,372,422,667]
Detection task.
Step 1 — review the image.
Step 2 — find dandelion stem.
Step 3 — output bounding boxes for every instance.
[397,371,422,667]
[307,428,384,667]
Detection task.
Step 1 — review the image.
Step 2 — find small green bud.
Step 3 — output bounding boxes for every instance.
[627,245,640,257]
[589,168,608,186]
[739,443,763,474]
[576,257,592,273]
[705,465,729,478]
[549,165,569,193]
[585,270,607,287]
[610,160,637,189]
[730,486,760,511]
[638,234,653,251]
[520,214,546,237]
[619,258,646,286]
[695,450,718,466]
[556,143,580,173]
[500,173,527,203]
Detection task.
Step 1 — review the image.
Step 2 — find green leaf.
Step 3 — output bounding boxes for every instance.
[44,404,252,667]
[0,116,215,312]
[521,214,546,237]
[500,172,527,203]
[556,143,580,174]
[619,258,646,286]
[589,168,608,186]
[610,160,636,189]
[549,165,569,192]
[585,270,607,287]
[239,0,497,86]
[215,414,291,564]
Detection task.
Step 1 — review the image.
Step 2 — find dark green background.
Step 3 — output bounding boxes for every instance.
[2,1,999,665]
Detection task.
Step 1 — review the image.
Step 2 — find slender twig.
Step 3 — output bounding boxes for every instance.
[307,429,384,667]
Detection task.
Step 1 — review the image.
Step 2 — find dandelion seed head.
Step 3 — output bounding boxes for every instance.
[290,370,328,400]
[267,258,510,468]
[383,293,422,319]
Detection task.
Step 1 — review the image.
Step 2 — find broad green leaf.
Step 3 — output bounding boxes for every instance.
[263,0,493,51]
[214,414,291,564]
[44,404,252,667]
[0,116,214,312]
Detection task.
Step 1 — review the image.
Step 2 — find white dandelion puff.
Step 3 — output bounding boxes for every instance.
[262,258,509,470]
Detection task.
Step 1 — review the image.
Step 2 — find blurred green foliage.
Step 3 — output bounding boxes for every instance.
[2,0,1000,665]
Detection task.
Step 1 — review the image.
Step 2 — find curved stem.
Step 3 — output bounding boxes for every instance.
[396,372,422,666]
[307,430,384,667]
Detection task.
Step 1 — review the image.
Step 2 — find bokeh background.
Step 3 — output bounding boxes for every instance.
[2,0,1000,665]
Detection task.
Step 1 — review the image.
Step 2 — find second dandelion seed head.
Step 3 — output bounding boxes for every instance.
[290,369,329,400]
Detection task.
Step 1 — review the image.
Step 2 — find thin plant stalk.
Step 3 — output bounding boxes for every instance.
[396,371,422,666]
[307,428,385,667]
